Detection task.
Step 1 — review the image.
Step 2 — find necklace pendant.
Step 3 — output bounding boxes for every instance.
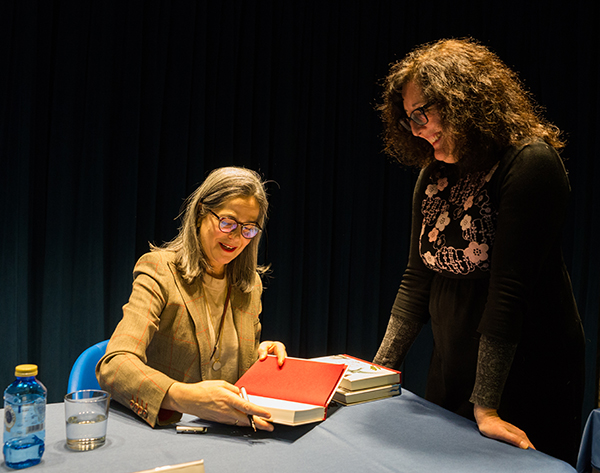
[212,360,222,371]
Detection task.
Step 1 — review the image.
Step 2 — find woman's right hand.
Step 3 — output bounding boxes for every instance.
[162,380,274,431]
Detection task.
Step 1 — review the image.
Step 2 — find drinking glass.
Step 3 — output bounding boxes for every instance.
[64,390,110,451]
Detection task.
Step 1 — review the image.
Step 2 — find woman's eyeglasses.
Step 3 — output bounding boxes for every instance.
[207,209,261,239]
[399,102,435,131]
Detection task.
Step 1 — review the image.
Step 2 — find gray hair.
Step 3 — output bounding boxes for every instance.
[152,167,269,292]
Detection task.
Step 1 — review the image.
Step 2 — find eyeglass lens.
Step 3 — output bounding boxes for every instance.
[218,218,259,239]
[401,105,430,131]
[410,108,428,125]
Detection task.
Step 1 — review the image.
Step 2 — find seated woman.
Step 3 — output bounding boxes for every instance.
[97,166,286,431]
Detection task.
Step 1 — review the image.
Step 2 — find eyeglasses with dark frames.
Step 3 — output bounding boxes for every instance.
[207,209,262,239]
[400,102,435,131]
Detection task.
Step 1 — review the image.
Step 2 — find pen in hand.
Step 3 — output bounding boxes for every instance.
[240,387,256,431]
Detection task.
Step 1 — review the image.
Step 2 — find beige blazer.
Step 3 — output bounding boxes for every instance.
[96,250,262,427]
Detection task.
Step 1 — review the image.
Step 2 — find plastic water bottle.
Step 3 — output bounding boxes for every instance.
[3,364,47,469]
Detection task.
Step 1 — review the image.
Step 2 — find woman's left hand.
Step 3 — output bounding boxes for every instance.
[258,341,287,366]
[474,404,535,450]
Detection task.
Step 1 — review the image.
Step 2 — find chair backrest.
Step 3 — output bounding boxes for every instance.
[67,340,109,394]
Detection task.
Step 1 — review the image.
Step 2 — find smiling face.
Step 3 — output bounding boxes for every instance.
[402,80,456,164]
[199,195,260,279]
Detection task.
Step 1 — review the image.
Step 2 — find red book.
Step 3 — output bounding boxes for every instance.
[235,355,347,426]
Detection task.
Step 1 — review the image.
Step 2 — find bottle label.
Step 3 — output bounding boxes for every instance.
[3,400,45,441]
[4,405,16,431]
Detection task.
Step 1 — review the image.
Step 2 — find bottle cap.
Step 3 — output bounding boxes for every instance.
[15,364,38,377]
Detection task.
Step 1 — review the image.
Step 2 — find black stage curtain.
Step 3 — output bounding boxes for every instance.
[2,0,598,431]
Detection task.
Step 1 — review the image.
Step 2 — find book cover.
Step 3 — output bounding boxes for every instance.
[235,355,347,426]
[311,354,401,391]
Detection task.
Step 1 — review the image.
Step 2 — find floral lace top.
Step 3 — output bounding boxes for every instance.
[419,163,499,276]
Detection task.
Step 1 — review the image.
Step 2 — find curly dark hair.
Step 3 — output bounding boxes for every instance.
[378,38,565,172]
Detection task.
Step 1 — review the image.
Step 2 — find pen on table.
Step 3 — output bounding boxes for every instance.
[240,386,256,431]
[176,425,208,434]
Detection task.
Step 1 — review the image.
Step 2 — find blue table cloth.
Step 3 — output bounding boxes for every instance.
[2,390,576,472]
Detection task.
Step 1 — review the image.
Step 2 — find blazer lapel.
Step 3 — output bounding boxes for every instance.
[167,262,212,380]
[231,291,256,376]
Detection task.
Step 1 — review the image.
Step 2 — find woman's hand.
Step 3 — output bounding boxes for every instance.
[162,380,274,431]
[258,340,287,367]
[474,404,535,450]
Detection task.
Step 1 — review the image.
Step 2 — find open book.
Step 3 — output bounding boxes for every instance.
[235,355,347,426]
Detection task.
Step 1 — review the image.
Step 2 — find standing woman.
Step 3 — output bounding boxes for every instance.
[97,167,286,431]
[373,38,585,465]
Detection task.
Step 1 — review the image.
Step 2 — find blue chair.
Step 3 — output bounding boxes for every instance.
[67,340,109,393]
[577,408,600,473]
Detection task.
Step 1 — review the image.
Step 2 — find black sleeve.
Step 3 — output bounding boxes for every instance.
[478,142,571,342]
[390,166,435,324]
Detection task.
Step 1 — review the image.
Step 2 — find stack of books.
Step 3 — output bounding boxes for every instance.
[312,354,401,405]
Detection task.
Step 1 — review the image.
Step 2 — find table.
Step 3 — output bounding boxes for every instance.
[577,408,600,473]
[2,390,575,473]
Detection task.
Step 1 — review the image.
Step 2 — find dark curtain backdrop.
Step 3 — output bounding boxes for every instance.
[1,0,598,431]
